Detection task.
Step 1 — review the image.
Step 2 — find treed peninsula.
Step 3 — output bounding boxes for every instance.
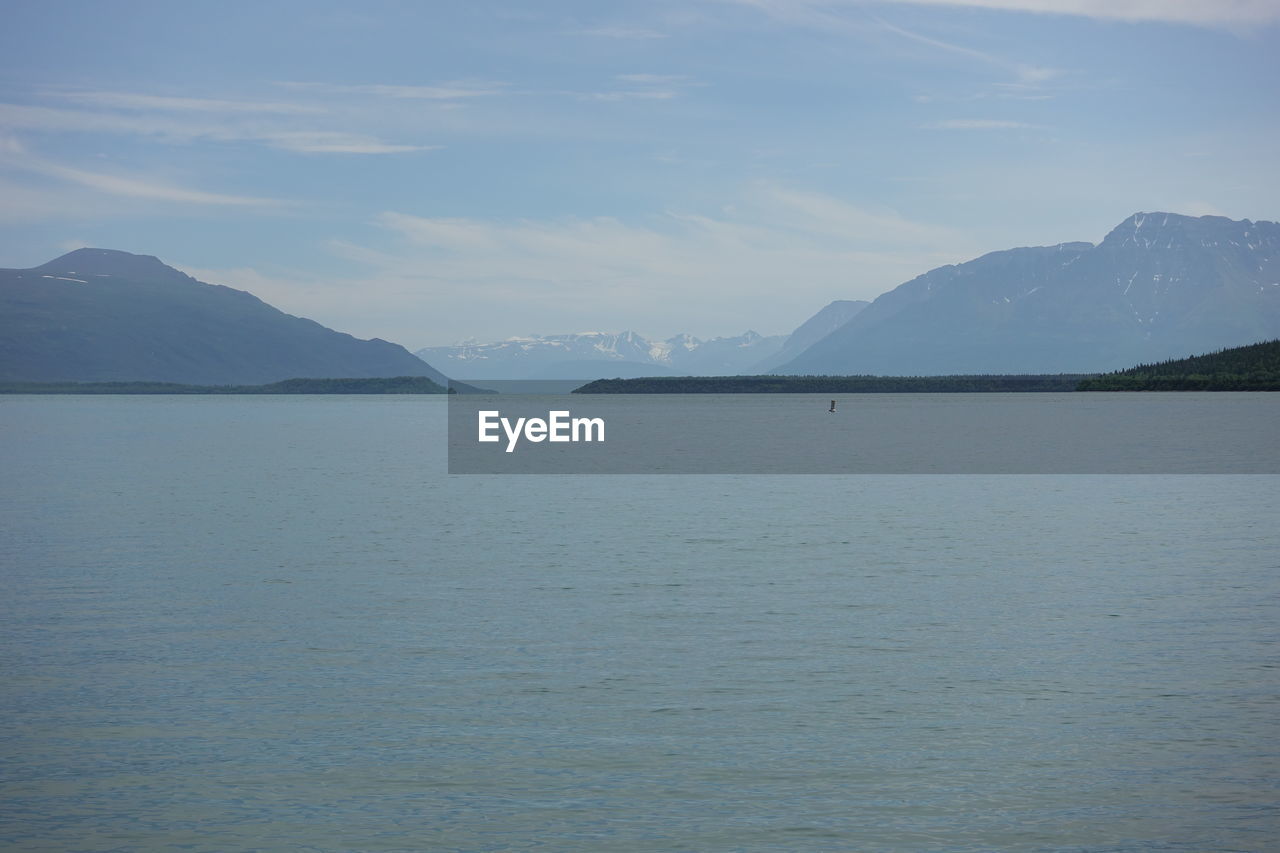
[574,375,1087,394]
[574,340,1280,394]
[1077,339,1280,391]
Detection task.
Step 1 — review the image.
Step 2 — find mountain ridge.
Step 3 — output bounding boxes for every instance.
[1,248,452,385]
[776,212,1280,375]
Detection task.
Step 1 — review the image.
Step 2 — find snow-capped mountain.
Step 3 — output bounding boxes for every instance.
[415,329,785,379]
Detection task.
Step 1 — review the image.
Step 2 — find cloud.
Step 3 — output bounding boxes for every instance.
[44,90,323,114]
[0,101,431,155]
[0,102,194,137]
[870,12,1058,80]
[924,118,1040,128]
[29,161,281,206]
[881,0,1280,27]
[268,185,983,345]
[615,74,689,84]
[722,1,1062,84]
[989,82,1057,100]
[276,80,507,100]
[582,90,678,102]
[0,136,282,207]
[568,25,669,39]
[728,0,1279,28]
[577,73,697,102]
[260,132,438,154]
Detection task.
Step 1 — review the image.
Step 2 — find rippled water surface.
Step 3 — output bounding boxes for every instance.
[2,396,1277,851]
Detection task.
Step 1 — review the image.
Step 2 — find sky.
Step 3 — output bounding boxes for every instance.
[1,0,1278,348]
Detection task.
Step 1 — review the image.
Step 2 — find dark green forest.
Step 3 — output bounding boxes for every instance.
[1076,340,1280,391]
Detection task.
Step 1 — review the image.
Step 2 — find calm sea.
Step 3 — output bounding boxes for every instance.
[2,396,1277,852]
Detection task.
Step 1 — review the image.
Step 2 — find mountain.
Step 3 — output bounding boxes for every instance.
[666,330,785,375]
[0,248,452,385]
[415,329,784,379]
[777,213,1280,375]
[749,299,868,372]
[528,359,678,380]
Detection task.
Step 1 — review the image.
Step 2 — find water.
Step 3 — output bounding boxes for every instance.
[2,396,1277,852]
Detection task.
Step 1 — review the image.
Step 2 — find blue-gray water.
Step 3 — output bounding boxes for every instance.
[2,396,1277,852]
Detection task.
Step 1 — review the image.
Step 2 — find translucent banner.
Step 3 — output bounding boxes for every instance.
[447,383,1279,474]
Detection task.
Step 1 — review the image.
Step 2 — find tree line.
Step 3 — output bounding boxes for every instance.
[1076,339,1280,391]
[574,374,1088,394]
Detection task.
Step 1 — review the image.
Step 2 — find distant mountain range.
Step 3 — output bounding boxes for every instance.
[6,213,1276,386]
[776,213,1280,375]
[416,213,1279,379]
[426,212,1277,379]
[415,329,788,380]
[414,300,873,380]
[0,249,451,385]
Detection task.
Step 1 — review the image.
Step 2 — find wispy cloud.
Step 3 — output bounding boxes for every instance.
[583,90,679,102]
[881,0,1280,28]
[578,73,696,102]
[870,12,1060,83]
[924,118,1041,128]
[989,82,1057,100]
[729,0,1279,29]
[276,80,507,100]
[44,90,323,114]
[0,99,432,155]
[260,132,436,155]
[722,0,1061,84]
[35,162,280,205]
[568,25,670,39]
[280,184,982,344]
[616,74,689,85]
[0,102,200,138]
[0,136,282,207]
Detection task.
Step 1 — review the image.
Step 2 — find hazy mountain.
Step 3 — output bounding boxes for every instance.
[669,330,785,374]
[415,329,784,380]
[530,359,678,380]
[0,248,452,385]
[777,213,1280,375]
[750,299,868,372]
